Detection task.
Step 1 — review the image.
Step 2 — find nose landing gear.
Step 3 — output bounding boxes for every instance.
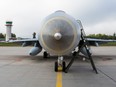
[54,56,66,72]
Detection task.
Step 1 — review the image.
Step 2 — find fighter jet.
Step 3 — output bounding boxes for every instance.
[10,10,116,73]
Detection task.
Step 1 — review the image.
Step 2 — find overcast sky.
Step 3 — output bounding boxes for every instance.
[0,0,116,38]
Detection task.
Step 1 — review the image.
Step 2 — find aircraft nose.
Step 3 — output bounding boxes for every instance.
[39,12,81,55]
[54,33,62,40]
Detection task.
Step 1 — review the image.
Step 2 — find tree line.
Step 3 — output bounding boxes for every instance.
[86,33,116,40]
[0,33,16,38]
[1,32,116,40]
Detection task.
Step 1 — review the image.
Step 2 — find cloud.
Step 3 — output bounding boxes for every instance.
[0,0,116,37]
[75,0,116,26]
[85,18,116,35]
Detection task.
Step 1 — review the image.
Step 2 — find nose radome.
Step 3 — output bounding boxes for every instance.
[54,33,62,40]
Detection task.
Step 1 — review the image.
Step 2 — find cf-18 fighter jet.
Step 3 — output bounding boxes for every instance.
[10,10,116,73]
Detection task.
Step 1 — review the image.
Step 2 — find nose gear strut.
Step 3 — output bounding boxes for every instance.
[55,56,66,72]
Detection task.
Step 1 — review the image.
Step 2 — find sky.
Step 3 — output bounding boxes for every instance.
[0,0,116,38]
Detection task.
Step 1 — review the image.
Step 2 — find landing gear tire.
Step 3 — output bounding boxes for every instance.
[55,61,58,72]
[62,61,66,72]
[43,51,48,58]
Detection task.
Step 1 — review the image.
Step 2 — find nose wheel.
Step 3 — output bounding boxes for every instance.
[54,56,66,72]
[62,61,66,72]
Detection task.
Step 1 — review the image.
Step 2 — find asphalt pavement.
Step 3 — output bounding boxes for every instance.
[0,46,116,87]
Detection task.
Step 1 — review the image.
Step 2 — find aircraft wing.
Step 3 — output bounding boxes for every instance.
[9,38,38,42]
[86,38,116,46]
[9,38,39,47]
[86,38,116,42]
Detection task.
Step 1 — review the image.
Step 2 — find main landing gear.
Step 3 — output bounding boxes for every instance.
[54,56,66,72]
[43,51,49,58]
[63,29,98,74]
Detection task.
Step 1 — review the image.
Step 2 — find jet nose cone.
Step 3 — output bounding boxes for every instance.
[54,33,62,40]
[39,11,81,55]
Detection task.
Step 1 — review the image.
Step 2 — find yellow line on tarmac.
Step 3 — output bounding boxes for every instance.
[56,72,62,87]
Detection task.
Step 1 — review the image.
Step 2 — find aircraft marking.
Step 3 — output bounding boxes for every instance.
[56,72,62,87]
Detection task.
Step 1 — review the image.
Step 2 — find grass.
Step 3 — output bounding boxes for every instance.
[0,42,21,46]
[100,42,116,46]
[0,42,116,46]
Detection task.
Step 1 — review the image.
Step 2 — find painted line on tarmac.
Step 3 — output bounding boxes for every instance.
[56,72,62,87]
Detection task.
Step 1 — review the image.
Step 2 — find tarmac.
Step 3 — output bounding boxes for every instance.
[0,46,116,87]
